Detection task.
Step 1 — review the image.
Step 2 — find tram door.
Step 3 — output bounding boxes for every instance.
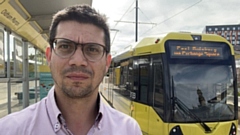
[134,64,149,133]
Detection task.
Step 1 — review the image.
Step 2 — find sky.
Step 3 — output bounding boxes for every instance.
[92,0,240,55]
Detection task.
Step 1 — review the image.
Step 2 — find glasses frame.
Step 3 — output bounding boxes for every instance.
[52,38,108,62]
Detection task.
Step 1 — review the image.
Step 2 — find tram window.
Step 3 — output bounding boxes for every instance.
[128,60,133,90]
[139,64,149,103]
[120,66,128,87]
[119,59,133,91]
[153,62,164,116]
[118,62,131,98]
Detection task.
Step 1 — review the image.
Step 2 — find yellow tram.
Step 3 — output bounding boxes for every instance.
[100,32,238,135]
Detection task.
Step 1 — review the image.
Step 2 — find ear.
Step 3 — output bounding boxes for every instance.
[45,47,52,66]
[105,54,112,73]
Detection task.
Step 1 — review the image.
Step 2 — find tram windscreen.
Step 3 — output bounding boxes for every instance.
[167,41,235,122]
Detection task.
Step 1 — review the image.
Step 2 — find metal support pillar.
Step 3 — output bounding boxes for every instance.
[22,40,29,108]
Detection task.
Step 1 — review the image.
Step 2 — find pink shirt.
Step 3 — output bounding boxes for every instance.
[0,86,142,135]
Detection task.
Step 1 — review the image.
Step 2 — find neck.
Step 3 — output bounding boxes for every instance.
[55,89,99,135]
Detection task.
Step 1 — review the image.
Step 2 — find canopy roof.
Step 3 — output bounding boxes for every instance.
[0,0,92,52]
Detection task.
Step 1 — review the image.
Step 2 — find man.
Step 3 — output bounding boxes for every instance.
[0,4,142,135]
[197,88,206,106]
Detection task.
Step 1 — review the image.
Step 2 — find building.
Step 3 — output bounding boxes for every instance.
[204,24,240,47]
[204,24,240,86]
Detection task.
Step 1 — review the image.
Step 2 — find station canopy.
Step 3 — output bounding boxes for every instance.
[0,0,92,52]
[20,0,92,37]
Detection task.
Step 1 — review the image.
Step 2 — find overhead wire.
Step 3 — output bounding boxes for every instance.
[140,0,203,37]
[138,7,155,26]
[111,0,136,45]
[113,0,136,29]
[112,0,203,49]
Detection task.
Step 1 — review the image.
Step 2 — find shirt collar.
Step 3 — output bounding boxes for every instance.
[94,94,103,129]
[46,86,104,132]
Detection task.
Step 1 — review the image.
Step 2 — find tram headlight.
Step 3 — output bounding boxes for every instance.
[169,125,183,135]
[229,123,237,135]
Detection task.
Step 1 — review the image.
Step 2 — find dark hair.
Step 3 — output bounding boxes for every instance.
[49,4,110,54]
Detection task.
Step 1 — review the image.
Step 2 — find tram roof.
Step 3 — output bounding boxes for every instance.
[0,0,92,52]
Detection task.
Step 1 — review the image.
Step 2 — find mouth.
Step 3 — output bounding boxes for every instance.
[62,66,93,82]
[66,72,90,81]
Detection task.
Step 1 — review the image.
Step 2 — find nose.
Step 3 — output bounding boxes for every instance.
[68,46,88,66]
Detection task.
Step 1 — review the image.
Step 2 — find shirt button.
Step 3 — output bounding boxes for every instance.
[54,123,60,131]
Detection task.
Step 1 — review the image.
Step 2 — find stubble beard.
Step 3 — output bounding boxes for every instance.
[52,66,101,99]
[61,81,97,99]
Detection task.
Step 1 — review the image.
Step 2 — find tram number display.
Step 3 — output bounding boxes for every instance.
[170,45,223,59]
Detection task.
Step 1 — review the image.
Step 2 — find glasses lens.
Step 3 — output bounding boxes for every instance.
[53,39,75,58]
[53,39,106,61]
[83,43,105,61]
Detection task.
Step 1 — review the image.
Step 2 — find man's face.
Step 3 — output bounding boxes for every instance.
[46,20,111,98]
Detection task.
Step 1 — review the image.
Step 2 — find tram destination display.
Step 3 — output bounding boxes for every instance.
[169,43,224,59]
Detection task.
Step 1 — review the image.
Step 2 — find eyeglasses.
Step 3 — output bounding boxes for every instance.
[52,38,107,61]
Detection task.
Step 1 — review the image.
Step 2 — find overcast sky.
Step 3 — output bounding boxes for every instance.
[92,0,240,54]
